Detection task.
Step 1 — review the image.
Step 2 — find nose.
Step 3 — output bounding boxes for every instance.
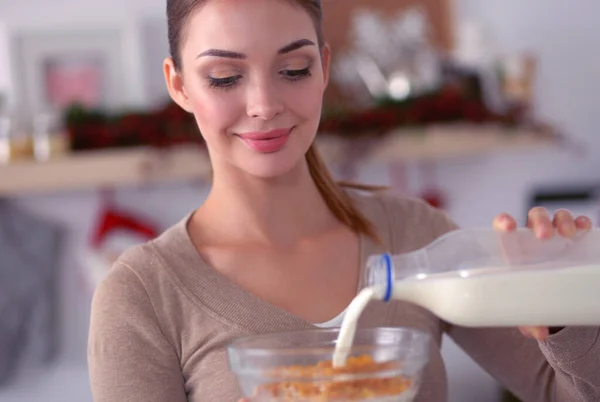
[245,79,284,120]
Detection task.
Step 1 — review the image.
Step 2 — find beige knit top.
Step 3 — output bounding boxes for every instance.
[88,192,600,401]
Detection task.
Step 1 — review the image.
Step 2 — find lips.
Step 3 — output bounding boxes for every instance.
[236,128,292,153]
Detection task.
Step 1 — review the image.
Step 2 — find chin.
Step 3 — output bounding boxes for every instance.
[239,156,303,179]
[235,145,309,180]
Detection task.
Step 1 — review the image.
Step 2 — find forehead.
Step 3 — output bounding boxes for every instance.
[185,0,318,53]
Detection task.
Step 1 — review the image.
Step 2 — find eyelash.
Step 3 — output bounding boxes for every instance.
[207,75,241,89]
[207,67,312,90]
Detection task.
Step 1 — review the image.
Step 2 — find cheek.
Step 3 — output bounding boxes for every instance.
[185,80,241,135]
[285,81,324,121]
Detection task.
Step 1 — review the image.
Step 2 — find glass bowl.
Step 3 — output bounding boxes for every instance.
[227,327,431,401]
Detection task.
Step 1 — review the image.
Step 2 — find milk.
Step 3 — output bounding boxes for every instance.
[333,263,600,367]
[391,264,600,327]
[332,286,385,367]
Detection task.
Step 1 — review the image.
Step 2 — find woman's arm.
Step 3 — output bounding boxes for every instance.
[441,205,599,401]
[381,195,600,401]
[88,263,187,402]
[446,324,600,401]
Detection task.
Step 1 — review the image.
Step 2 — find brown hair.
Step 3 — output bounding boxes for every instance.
[166,0,383,242]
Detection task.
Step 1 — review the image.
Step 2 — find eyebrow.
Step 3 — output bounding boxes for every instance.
[278,38,316,54]
[195,38,316,59]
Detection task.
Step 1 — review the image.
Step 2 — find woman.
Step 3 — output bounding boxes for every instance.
[88,0,599,401]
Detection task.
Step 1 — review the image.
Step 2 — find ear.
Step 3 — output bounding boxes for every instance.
[320,43,331,89]
[163,57,194,113]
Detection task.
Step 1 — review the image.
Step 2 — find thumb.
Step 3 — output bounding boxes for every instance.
[493,213,517,232]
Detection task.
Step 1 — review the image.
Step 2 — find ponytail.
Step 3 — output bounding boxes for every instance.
[306,143,384,243]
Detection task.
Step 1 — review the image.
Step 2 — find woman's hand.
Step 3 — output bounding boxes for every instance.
[492,207,593,341]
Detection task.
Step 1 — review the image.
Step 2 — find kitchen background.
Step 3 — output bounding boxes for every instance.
[0,0,599,401]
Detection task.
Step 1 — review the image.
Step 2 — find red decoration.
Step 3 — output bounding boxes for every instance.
[80,189,160,292]
[420,189,446,209]
[319,81,527,138]
[90,189,159,249]
[418,163,447,210]
[64,101,205,152]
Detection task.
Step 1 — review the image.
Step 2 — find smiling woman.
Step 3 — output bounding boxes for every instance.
[163,0,327,179]
[87,1,600,402]
[162,0,381,241]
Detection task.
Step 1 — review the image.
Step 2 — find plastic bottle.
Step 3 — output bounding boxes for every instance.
[363,227,600,327]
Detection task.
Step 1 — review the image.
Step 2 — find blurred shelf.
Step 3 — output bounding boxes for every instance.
[361,125,559,164]
[0,125,559,196]
[0,145,212,196]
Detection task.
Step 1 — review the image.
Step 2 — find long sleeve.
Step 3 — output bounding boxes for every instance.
[423,201,600,401]
[447,325,600,401]
[379,194,600,401]
[88,262,188,402]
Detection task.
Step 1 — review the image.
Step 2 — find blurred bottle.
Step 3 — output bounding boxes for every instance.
[0,95,15,164]
[452,21,506,114]
[32,110,69,161]
[0,111,9,164]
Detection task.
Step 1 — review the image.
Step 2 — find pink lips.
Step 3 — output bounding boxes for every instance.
[237,128,292,153]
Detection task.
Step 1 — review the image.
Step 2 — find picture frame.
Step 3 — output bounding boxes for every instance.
[9,27,127,119]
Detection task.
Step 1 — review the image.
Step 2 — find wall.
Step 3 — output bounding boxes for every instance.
[0,22,11,100]
[1,0,599,401]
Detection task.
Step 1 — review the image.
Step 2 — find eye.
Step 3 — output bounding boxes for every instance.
[207,75,242,89]
[280,67,312,81]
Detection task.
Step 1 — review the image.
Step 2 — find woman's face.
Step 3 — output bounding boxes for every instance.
[165,0,330,179]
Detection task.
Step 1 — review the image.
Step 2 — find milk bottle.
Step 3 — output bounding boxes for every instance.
[333,228,600,367]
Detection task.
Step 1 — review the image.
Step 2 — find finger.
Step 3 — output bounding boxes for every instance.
[493,213,517,232]
[553,209,577,238]
[519,326,549,341]
[527,207,554,239]
[575,216,593,232]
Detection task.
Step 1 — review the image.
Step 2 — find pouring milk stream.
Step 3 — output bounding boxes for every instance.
[333,227,600,367]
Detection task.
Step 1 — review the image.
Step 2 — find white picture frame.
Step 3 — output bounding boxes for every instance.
[9,27,132,119]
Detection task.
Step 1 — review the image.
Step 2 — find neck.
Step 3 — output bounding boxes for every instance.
[195,159,340,247]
